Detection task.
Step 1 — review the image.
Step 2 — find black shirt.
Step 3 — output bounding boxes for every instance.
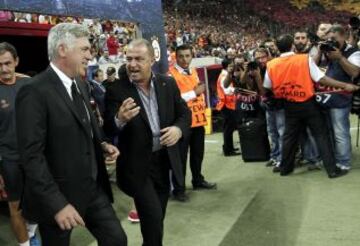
[0,77,30,161]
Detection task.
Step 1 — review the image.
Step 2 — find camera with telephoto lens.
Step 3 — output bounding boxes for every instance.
[319,39,340,52]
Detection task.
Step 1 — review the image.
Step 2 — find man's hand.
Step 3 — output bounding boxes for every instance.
[101,142,120,163]
[54,204,85,230]
[194,83,206,96]
[160,126,182,147]
[343,83,360,92]
[0,175,7,200]
[326,47,343,61]
[116,97,140,123]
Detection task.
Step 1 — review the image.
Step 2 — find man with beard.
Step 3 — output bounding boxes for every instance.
[293,30,322,171]
[294,30,311,54]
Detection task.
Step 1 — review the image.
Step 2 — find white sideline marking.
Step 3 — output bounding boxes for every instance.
[205,140,219,144]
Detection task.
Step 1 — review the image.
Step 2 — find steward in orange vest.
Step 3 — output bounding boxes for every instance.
[264,34,358,178]
[216,69,236,111]
[169,45,217,202]
[216,59,241,156]
[169,66,207,128]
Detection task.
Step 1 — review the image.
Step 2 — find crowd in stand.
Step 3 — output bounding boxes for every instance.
[0,10,136,68]
[163,0,355,58]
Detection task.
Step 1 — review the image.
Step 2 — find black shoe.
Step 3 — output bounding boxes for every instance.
[193,180,217,190]
[272,166,281,173]
[224,151,241,156]
[231,148,240,152]
[172,193,189,202]
[328,168,348,179]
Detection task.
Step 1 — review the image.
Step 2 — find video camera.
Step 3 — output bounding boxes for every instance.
[319,39,340,52]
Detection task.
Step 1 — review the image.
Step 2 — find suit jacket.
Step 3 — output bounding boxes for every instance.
[16,67,113,223]
[104,74,191,197]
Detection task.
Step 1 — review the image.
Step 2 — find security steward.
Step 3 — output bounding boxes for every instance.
[263,34,359,178]
[169,44,217,202]
[216,59,241,156]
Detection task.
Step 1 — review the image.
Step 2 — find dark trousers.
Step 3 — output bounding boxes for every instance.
[38,181,127,246]
[280,99,337,175]
[134,149,170,246]
[221,107,241,154]
[172,126,205,194]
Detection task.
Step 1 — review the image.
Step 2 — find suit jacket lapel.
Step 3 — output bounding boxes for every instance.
[153,75,167,128]
[49,67,91,137]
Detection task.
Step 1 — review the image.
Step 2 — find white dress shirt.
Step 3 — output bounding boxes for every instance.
[174,64,197,102]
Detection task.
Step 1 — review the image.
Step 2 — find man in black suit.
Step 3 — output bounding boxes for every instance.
[16,23,127,246]
[90,68,106,116]
[104,39,191,246]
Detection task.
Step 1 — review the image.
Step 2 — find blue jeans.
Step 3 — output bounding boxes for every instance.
[301,127,320,163]
[265,109,285,162]
[328,106,352,167]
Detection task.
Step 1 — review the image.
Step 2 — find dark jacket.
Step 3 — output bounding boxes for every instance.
[104,74,191,196]
[16,67,112,223]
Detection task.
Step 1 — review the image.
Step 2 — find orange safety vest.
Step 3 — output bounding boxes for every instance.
[216,70,236,111]
[267,54,315,102]
[169,66,207,128]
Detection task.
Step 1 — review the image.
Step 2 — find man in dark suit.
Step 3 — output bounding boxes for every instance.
[104,39,191,246]
[90,68,106,116]
[16,23,127,246]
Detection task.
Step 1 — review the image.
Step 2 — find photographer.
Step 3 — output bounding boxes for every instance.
[252,47,286,169]
[311,23,332,65]
[320,24,360,171]
[223,52,265,120]
[263,38,280,58]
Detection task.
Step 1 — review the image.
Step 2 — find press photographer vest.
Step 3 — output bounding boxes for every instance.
[317,44,358,108]
[169,67,207,128]
[267,54,315,102]
[216,70,236,111]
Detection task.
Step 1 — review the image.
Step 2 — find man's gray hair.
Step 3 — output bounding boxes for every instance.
[128,38,155,58]
[48,23,89,61]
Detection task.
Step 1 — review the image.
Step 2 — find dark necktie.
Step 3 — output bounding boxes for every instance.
[71,82,89,125]
[71,81,98,179]
[184,68,191,75]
